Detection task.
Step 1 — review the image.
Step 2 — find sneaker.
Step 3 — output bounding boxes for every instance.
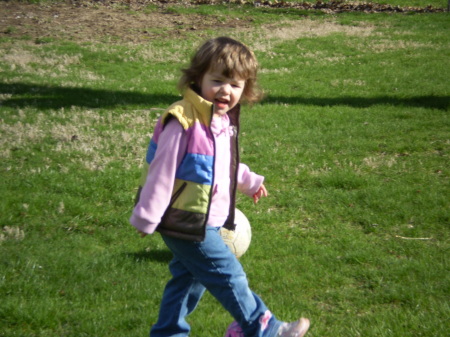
[277,318,310,337]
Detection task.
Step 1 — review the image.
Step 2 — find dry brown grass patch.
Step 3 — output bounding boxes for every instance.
[260,19,376,42]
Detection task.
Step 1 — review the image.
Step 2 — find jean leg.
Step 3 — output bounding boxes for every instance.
[150,257,206,337]
[162,227,270,337]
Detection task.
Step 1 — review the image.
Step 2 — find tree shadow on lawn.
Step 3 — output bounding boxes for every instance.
[264,95,450,110]
[0,82,179,110]
[1,82,448,110]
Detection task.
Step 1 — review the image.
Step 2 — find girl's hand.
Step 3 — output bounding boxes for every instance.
[253,184,268,204]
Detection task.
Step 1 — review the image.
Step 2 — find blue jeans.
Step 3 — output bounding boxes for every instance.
[150,226,282,337]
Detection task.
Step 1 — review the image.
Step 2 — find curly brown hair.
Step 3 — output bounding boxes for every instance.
[178,37,263,104]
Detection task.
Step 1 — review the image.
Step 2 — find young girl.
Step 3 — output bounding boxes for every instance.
[130,37,310,337]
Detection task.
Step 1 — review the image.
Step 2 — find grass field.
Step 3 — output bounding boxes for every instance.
[0,1,449,336]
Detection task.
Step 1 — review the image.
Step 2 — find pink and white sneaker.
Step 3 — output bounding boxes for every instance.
[224,316,310,337]
[277,318,310,337]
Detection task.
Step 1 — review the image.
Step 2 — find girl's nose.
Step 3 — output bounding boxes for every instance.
[219,83,231,95]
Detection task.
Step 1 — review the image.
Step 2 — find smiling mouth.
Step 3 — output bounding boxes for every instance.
[216,97,229,103]
[215,99,229,108]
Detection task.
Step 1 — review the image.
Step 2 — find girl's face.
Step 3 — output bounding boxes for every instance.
[200,67,246,116]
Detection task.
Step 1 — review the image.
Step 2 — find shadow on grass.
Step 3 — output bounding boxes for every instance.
[1,82,449,110]
[126,249,173,263]
[0,82,179,109]
[264,95,450,110]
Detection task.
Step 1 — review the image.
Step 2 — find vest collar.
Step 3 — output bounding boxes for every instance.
[185,87,213,117]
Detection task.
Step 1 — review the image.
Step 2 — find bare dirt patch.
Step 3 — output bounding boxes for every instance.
[1,1,444,44]
[0,1,252,44]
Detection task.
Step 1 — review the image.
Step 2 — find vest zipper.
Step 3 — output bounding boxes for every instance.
[167,182,188,209]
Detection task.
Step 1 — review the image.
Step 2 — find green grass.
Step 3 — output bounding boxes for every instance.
[1,2,449,337]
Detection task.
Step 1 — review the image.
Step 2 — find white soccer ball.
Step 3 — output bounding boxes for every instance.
[220,208,252,259]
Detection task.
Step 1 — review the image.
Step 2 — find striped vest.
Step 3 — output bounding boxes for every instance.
[137,88,240,241]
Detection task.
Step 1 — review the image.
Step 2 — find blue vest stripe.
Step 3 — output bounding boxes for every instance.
[176,153,213,185]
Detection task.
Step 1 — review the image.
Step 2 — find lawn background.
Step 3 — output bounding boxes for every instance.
[0,1,449,336]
